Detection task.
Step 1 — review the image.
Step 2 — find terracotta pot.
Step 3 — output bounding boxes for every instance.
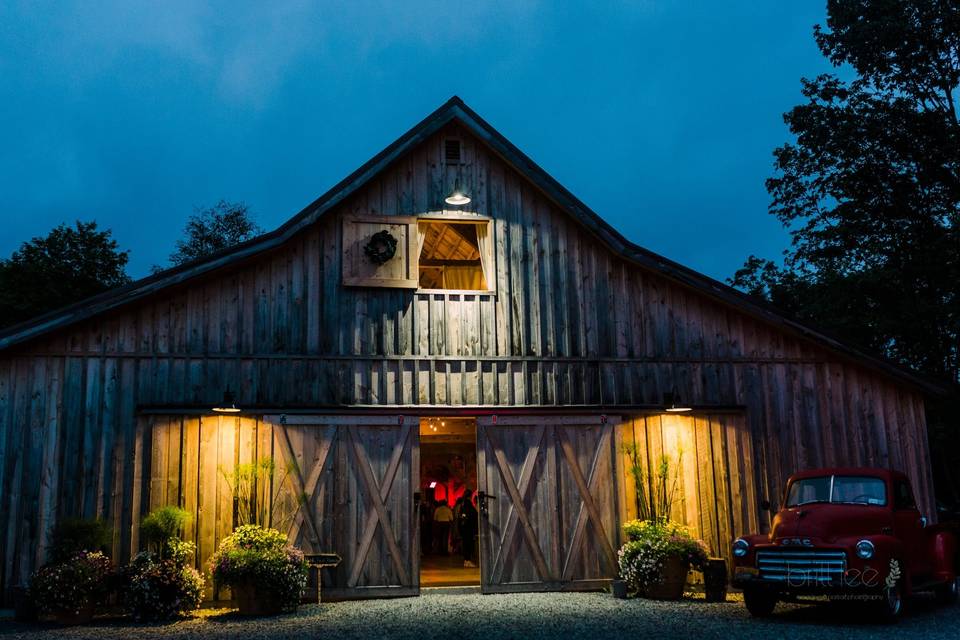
[232,581,285,616]
[642,554,689,600]
[44,604,94,626]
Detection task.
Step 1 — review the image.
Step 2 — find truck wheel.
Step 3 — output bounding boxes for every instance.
[743,587,777,617]
[935,577,959,605]
[877,581,904,622]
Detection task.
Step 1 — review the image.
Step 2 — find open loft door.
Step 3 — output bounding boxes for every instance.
[263,415,420,600]
[476,415,621,593]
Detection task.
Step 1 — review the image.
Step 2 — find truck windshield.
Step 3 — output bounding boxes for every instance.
[786,475,887,507]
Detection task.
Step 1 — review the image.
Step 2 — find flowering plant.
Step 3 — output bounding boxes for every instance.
[618,519,709,593]
[210,525,308,612]
[29,550,113,616]
[122,506,204,621]
[121,545,204,621]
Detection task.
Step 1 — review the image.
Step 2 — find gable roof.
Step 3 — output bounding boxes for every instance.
[0,97,947,395]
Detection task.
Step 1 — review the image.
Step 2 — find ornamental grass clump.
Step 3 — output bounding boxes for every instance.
[210,524,308,614]
[29,550,113,623]
[121,506,204,621]
[618,519,709,597]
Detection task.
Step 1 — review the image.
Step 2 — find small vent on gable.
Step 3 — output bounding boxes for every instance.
[445,139,462,164]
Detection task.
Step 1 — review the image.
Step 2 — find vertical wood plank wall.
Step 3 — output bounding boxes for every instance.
[617,414,761,570]
[0,122,937,596]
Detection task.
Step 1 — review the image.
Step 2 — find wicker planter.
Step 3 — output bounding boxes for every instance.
[232,581,285,616]
[641,554,689,600]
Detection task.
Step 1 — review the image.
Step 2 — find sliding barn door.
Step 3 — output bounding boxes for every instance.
[264,415,419,600]
[476,415,620,593]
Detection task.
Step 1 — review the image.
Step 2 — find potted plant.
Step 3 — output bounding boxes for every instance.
[618,519,709,600]
[210,524,308,616]
[29,550,112,625]
[121,506,204,620]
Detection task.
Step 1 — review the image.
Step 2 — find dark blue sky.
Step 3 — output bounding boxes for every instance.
[0,2,833,281]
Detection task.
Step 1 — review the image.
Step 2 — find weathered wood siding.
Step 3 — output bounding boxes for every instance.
[616,413,761,570]
[0,122,935,596]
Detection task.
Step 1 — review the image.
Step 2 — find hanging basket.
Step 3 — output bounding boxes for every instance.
[364,230,398,264]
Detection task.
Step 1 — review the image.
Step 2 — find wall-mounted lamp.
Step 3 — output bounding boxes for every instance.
[212,388,241,414]
[444,179,471,206]
[663,391,692,413]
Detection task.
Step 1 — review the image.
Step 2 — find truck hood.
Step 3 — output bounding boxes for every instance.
[771,503,890,543]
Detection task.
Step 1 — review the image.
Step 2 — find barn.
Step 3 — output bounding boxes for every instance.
[0,97,942,602]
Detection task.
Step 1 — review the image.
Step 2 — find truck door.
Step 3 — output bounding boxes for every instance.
[891,478,931,581]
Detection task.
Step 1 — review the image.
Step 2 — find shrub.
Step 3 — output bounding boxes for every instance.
[30,551,112,616]
[140,506,189,556]
[121,507,203,620]
[48,518,112,563]
[210,524,307,612]
[618,519,709,594]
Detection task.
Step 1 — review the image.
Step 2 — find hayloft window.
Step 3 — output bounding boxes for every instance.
[417,219,494,292]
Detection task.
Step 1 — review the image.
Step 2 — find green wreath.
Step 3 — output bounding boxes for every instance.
[364,230,398,264]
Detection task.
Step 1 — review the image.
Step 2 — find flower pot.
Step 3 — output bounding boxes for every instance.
[703,558,727,603]
[232,581,286,616]
[43,604,95,626]
[641,554,688,600]
[11,587,37,623]
[611,579,629,599]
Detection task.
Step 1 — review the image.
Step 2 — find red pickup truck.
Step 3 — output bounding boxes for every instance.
[732,467,958,620]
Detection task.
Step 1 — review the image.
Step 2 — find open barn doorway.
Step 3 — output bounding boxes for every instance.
[419,417,481,587]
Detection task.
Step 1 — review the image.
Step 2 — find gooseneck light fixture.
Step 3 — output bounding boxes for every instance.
[663,390,692,413]
[213,387,241,414]
[444,178,471,206]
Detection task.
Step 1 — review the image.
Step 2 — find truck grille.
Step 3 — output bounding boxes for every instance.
[756,549,846,584]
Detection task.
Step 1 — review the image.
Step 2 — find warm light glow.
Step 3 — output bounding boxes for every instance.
[429,481,437,489]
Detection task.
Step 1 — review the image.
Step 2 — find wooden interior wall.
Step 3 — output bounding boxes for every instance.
[0,122,936,596]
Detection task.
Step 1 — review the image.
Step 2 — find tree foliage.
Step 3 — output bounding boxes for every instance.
[163,200,263,268]
[732,0,960,385]
[0,221,130,329]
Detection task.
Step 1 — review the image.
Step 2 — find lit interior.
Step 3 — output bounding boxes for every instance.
[418,221,491,291]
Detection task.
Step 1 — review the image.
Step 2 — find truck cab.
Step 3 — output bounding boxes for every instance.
[732,467,958,621]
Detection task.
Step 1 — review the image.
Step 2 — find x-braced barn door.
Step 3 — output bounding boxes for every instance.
[263,415,419,600]
[476,415,620,593]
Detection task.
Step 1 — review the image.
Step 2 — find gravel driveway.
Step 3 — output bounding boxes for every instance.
[2,590,958,640]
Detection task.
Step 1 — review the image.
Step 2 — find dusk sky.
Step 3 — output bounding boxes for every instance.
[0,2,834,281]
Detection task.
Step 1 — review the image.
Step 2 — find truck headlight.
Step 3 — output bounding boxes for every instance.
[733,538,749,557]
[856,540,875,559]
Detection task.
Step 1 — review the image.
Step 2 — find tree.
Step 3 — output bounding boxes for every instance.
[732,0,959,384]
[0,221,130,329]
[731,0,959,500]
[163,200,263,268]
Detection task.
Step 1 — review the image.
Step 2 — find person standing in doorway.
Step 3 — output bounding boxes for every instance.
[456,489,479,568]
[433,500,454,555]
